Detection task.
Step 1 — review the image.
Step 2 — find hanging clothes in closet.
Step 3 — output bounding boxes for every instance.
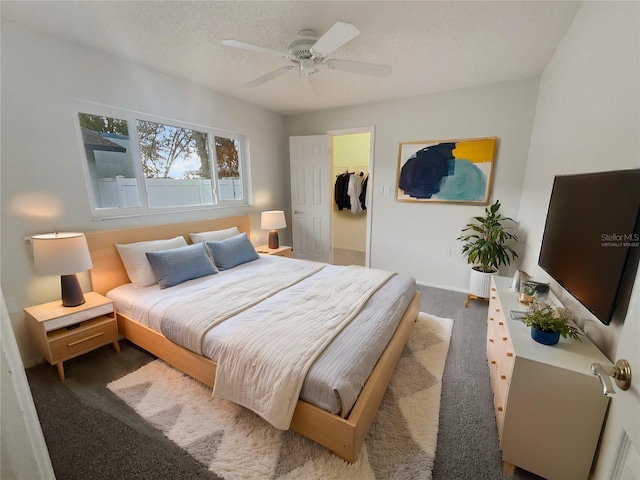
[359,174,368,211]
[347,173,363,213]
[335,171,367,214]
[334,172,351,211]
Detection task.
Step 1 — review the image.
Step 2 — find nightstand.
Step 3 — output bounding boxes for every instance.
[256,245,293,258]
[24,292,120,381]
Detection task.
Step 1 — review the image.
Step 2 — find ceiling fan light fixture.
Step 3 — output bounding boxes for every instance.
[300,58,317,75]
[287,29,318,61]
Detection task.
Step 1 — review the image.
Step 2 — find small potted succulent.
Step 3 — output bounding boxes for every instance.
[520,301,582,345]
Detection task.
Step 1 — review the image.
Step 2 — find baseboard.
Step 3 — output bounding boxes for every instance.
[332,246,366,253]
[416,280,468,294]
[22,357,43,369]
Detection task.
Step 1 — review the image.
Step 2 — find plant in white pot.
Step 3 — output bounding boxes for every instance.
[457,200,519,300]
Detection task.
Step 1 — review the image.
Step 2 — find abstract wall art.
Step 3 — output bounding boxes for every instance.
[396,137,497,204]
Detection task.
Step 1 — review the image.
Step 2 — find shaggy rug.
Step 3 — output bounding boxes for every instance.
[107,313,453,480]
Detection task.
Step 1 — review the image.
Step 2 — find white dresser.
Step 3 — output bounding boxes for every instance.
[487,276,610,480]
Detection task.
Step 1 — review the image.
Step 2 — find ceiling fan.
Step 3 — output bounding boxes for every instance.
[221,21,392,88]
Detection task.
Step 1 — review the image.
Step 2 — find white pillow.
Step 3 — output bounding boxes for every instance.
[115,236,187,287]
[189,227,240,244]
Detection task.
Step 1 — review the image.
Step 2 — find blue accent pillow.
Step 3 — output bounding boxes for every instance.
[206,233,259,271]
[146,242,217,289]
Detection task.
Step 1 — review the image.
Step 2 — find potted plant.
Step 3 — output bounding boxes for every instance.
[520,301,582,345]
[457,200,519,299]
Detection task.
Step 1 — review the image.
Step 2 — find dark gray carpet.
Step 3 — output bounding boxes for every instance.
[422,286,540,480]
[27,342,221,480]
[26,285,542,479]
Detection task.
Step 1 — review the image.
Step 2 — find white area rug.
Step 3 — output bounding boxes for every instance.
[108,312,453,480]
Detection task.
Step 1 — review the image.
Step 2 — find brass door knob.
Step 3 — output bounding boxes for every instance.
[591,359,632,396]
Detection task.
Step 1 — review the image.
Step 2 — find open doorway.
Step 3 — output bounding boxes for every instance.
[330,128,373,266]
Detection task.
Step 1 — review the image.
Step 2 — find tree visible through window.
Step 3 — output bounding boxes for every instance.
[215,136,242,200]
[215,137,238,177]
[79,113,129,136]
[76,107,247,215]
[136,120,211,180]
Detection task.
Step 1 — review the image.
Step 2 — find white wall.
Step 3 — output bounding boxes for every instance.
[286,78,539,290]
[517,1,640,359]
[0,20,289,364]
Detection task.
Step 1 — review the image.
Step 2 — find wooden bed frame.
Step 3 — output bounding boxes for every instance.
[85,215,420,463]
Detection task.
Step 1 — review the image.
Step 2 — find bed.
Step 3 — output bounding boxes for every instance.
[85,215,420,462]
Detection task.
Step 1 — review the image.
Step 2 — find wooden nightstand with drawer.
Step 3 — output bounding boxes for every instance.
[25,291,120,381]
[255,245,293,258]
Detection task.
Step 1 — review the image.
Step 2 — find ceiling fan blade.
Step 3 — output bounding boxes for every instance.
[311,21,359,56]
[325,59,392,77]
[306,73,330,98]
[221,39,288,58]
[244,66,294,88]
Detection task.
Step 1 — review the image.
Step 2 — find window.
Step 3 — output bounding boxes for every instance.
[75,104,248,218]
[214,136,243,201]
[78,113,141,209]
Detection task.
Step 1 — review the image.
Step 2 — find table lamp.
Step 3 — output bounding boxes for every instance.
[32,232,93,307]
[261,211,286,249]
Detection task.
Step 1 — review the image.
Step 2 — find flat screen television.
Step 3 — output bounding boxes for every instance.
[538,169,640,325]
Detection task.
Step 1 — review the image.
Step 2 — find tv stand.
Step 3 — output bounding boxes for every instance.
[487,276,610,480]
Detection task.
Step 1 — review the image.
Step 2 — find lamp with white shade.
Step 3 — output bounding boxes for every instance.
[261,211,286,249]
[32,232,93,307]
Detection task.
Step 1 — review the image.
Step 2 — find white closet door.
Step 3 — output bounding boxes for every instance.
[289,135,331,263]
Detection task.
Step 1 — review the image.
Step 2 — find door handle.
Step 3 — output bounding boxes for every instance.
[591,359,632,396]
[293,209,303,214]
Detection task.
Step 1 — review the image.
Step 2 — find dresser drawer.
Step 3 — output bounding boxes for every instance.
[487,315,497,346]
[497,336,514,380]
[492,370,508,440]
[488,351,499,393]
[498,341,515,383]
[49,316,118,362]
[489,286,503,309]
[495,400,506,440]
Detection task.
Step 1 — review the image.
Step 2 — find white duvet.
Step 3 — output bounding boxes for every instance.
[212,264,393,429]
[159,260,324,355]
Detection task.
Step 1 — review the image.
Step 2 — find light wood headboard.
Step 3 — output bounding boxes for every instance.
[85,215,250,295]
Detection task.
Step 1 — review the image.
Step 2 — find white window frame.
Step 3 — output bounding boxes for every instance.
[72,101,249,219]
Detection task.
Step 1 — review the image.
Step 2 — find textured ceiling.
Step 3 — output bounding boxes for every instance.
[1,1,581,116]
